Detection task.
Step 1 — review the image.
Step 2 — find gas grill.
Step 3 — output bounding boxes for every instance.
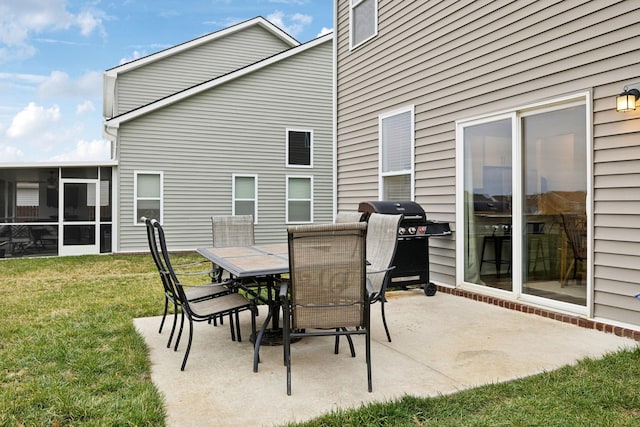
[358,201,451,296]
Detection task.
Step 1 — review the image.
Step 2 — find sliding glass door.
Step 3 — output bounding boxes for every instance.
[459,98,588,308]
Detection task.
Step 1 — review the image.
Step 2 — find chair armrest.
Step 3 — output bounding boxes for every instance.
[366,265,395,275]
[180,281,230,288]
[175,268,216,277]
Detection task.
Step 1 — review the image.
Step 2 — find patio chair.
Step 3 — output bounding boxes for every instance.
[335,211,363,223]
[366,213,403,342]
[152,219,257,371]
[561,213,587,286]
[211,215,255,281]
[280,222,371,395]
[143,217,231,349]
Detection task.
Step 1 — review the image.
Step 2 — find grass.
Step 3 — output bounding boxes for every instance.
[1,253,640,426]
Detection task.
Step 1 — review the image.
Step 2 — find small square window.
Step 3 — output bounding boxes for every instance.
[287,129,312,167]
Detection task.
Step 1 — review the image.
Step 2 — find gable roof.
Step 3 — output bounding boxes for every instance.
[105,32,332,128]
[104,16,300,78]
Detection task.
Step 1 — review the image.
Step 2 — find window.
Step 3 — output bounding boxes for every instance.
[286,176,313,223]
[350,0,377,48]
[286,129,313,167]
[233,174,257,220]
[134,171,162,224]
[379,106,414,200]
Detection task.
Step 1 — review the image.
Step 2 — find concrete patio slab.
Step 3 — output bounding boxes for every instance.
[133,289,637,426]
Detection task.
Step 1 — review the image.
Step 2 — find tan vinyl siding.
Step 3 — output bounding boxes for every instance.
[336,0,640,326]
[592,81,640,326]
[117,40,333,252]
[115,25,293,115]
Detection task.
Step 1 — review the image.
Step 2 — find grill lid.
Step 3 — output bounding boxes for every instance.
[358,201,426,217]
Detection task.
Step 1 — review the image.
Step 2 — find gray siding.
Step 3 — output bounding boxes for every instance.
[117,40,333,252]
[115,25,294,115]
[336,0,640,324]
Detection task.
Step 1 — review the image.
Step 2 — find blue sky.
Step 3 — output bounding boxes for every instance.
[0,0,333,163]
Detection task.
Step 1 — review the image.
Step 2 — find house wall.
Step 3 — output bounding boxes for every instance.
[335,0,640,326]
[117,39,333,252]
[113,25,294,116]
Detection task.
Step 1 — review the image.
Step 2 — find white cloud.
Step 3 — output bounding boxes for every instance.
[0,1,106,61]
[76,100,95,114]
[48,139,110,162]
[267,11,313,37]
[37,70,102,99]
[318,27,333,37]
[6,102,60,139]
[119,50,146,65]
[0,145,25,162]
[76,11,103,37]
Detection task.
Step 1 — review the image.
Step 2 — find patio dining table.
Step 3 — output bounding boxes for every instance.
[196,243,289,372]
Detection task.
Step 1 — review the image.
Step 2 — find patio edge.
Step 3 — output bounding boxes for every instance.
[436,285,640,342]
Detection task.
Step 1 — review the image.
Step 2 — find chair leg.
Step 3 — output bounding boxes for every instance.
[229,313,236,341]
[366,328,372,392]
[341,328,356,357]
[180,319,194,371]
[283,307,292,395]
[235,311,242,342]
[380,301,392,342]
[167,302,179,349]
[174,310,186,351]
[159,296,169,333]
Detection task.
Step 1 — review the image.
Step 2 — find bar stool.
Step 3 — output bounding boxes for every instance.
[527,222,548,276]
[480,224,511,278]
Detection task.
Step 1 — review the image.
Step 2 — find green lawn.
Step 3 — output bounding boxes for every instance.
[1,254,639,426]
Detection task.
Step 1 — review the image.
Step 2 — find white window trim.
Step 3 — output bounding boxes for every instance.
[349,0,378,50]
[378,105,415,200]
[133,170,163,225]
[285,175,314,224]
[285,128,314,168]
[232,173,258,223]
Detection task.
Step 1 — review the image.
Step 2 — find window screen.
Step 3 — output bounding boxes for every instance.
[287,130,312,166]
[351,0,377,47]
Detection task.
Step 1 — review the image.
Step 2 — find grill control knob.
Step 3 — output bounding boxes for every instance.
[398,227,406,235]
[408,227,417,234]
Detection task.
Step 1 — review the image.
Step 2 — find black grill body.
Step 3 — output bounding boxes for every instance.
[358,201,451,296]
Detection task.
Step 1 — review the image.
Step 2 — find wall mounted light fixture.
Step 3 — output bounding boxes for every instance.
[616,86,640,112]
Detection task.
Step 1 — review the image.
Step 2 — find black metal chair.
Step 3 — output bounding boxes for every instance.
[280,222,372,395]
[144,217,231,349]
[152,219,257,371]
[365,213,402,342]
